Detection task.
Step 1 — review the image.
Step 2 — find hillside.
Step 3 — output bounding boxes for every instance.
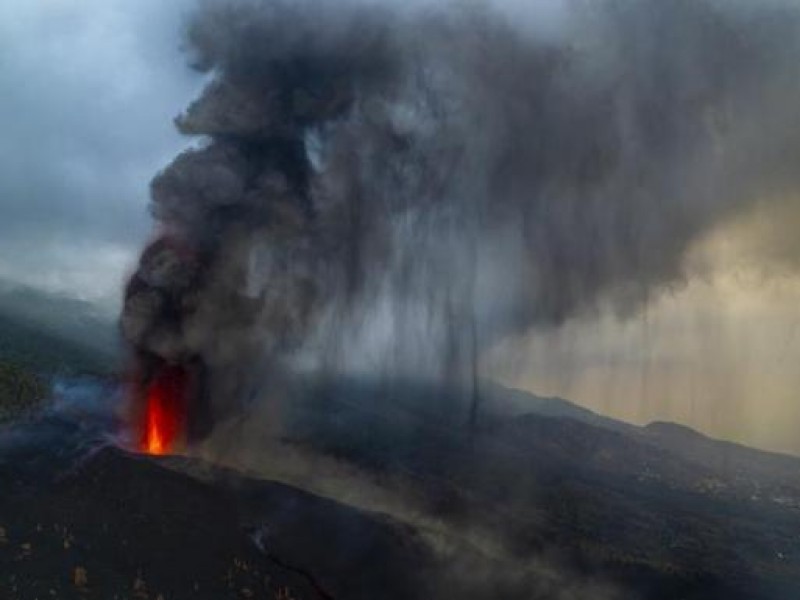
[0,361,46,423]
[0,283,119,374]
[277,376,800,599]
[1,344,799,598]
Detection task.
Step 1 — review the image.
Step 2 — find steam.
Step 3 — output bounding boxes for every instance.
[122,0,800,424]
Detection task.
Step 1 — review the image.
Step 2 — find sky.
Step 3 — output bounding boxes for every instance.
[0,0,202,307]
[1,0,800,454]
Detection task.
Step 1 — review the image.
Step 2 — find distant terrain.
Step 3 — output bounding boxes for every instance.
[0,284,117,423]
[0,361,46,423]
[0,282,118,374]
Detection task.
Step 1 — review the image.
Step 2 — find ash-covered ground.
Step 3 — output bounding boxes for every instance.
[2,374,799,600]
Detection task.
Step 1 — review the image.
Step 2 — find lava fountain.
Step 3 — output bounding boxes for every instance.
[138,364,189,455]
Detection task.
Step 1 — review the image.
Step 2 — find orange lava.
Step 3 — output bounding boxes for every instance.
[140,365,188,455]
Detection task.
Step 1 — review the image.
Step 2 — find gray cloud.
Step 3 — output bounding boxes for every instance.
[0,0,202,302]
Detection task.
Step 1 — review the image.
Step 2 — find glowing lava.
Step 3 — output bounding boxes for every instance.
[140,365,188,455]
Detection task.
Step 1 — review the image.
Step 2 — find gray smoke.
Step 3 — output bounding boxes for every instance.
[121,0,800,423]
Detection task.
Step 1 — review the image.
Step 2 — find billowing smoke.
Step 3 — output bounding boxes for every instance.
[121,0,800,437]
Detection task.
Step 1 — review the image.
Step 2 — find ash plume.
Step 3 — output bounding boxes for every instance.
[122,0,800,430]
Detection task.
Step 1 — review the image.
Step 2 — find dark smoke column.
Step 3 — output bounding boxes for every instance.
[120,1,400,447]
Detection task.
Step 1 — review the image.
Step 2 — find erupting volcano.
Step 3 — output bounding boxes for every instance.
[139,365,189,455]
[8,1,800,599]
[115,0,800,480]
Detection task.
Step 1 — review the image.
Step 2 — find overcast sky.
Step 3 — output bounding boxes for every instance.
[0,0,202,306]
[2,0,800,454]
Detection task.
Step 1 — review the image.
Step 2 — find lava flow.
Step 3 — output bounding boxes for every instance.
[140,365,189,455]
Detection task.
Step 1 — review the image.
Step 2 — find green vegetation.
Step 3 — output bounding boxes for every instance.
[0,359,47,423]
